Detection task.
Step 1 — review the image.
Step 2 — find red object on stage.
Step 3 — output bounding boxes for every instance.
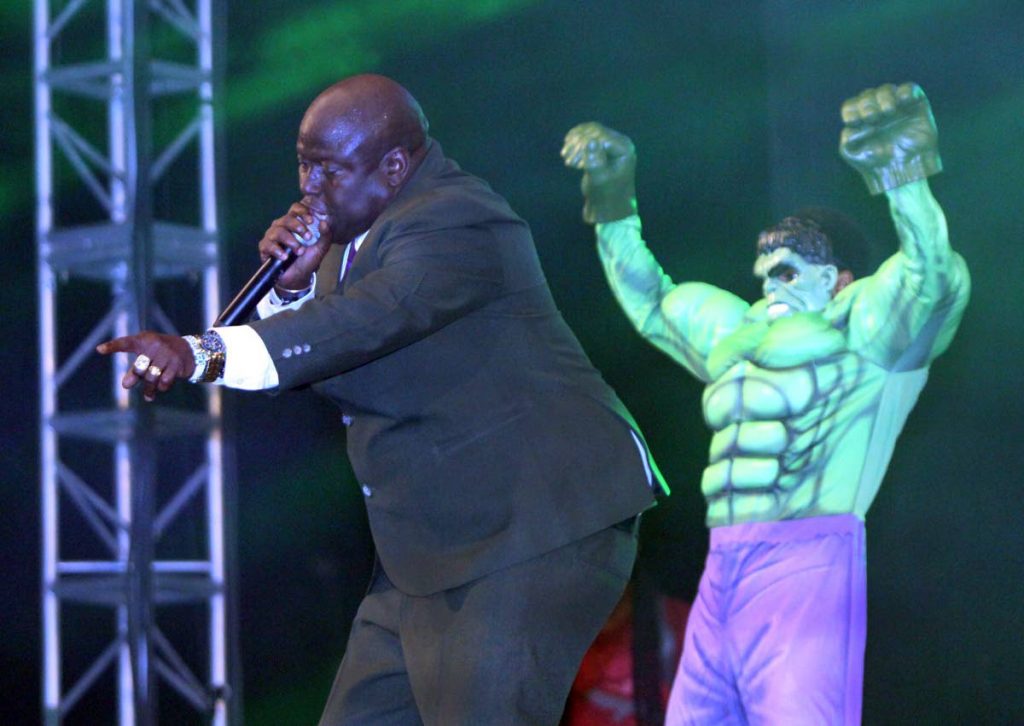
[563,587,690,726]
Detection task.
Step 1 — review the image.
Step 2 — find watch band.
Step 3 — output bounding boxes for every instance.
[183,331,227,384]
[275,286,312,304]
[198,330,226,383]
[183,334,210,383]
[274,276,314,304]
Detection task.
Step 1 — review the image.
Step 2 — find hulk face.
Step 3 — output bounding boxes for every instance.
[754,247,838,320]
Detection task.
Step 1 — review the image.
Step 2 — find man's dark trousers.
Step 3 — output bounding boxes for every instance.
[319,521,638,726]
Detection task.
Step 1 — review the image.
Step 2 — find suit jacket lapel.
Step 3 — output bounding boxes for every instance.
[316,243,344,297]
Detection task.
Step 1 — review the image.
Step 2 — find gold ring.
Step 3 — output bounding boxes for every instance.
[133,354,151,372]
[148,365,163,378]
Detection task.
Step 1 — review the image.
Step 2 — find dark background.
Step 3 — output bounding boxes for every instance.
[3,1,1022,723]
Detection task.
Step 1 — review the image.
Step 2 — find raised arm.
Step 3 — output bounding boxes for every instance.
[837,83,970,370]
[562,122,748,382]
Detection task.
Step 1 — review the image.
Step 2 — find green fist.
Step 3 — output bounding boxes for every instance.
[840,82,942,195]
[561,122,638,224]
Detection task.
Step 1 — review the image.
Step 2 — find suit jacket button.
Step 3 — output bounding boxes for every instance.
[292,345,303,355]
[341,415,353,426]
[282,348,293,358]
[361,484,372,497]
[302,343,312,353]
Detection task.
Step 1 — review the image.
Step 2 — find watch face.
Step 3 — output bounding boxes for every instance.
[200,330,227,353]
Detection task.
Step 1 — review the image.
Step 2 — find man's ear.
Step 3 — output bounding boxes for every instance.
[380,147,411,188]
[834,269,854,295]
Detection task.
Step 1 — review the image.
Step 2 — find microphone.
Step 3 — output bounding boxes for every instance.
[213,213,325,327]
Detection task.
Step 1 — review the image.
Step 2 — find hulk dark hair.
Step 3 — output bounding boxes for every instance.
[756,207,869,276]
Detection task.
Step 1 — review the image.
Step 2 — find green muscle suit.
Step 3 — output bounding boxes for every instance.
[563,83,970,723]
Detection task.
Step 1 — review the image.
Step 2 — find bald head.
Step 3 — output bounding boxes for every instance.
[294,75,431,244]
[299,74,428,167]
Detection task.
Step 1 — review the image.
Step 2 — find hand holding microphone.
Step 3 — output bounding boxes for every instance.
[260,200,332,289]
[99,200,335,397]
[214,201,331,326]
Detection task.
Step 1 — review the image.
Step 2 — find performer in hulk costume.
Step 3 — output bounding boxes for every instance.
[562,83,969,724]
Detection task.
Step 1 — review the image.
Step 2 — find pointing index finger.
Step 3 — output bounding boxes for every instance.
[96,336,138,355]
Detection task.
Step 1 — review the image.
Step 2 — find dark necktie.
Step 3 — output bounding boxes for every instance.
[340,243,357,284]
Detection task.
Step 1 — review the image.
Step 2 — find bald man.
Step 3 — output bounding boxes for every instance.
[98,74,666,724]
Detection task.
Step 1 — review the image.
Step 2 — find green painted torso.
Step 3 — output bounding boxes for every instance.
[699,311,895,526]
[595,191,968,529]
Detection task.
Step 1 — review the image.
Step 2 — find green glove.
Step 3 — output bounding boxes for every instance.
[840,82,942,195]
[561,122,638,224]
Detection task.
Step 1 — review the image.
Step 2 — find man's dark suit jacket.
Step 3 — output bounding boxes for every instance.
[250,139,664,597]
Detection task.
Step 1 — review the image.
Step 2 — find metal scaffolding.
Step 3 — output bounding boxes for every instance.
[35,0,234,723]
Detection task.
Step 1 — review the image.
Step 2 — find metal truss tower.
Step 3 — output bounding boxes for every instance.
[34,1,235,723]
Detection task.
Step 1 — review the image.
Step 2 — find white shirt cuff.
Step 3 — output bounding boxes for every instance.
[209,324,279,390]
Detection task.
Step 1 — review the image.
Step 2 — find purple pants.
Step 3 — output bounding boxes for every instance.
[666,514,867,725]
